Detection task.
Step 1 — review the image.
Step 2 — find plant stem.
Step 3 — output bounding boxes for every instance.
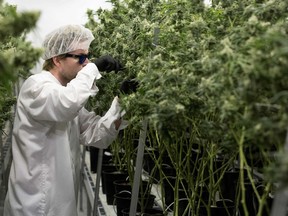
[256,183,272,216]
[238,126,249,216]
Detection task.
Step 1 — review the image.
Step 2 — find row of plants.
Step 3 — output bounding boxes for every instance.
[86,0,288,215]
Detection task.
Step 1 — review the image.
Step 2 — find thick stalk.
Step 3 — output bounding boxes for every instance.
[209,143,216,207]
[256,183,271,216]
[238,126,248,216]
[154,130,166,208]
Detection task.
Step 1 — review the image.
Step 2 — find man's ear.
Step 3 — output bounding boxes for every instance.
[52,56,62,67]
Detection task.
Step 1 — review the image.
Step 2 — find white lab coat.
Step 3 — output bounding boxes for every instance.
[4,63,126,216]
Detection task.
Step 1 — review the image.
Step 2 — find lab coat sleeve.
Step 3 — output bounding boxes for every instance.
[25,63,101,122]
[79,96,128,149]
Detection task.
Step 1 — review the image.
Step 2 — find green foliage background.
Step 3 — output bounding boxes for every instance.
[87,0,288,151]
[0,1,42,128]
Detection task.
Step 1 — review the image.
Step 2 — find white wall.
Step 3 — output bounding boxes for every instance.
[4,0,112,73]
[4,0,112,46]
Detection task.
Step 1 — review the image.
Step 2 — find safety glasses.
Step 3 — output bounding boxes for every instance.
[64,53,90,64]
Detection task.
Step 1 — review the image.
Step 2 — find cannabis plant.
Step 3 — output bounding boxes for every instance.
[85,0,288,215]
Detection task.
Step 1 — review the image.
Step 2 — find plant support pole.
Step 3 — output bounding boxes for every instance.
[93,148,104,216]
[79,147,86,211]
[129,119,148,216]
[271,128,288,216]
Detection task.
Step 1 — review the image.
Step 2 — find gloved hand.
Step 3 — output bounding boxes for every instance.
[94,55,124,73]
[119,79,139,95]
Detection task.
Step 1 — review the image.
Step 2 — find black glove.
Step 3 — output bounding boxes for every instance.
[120,79,139,95]
[94,55,124,73]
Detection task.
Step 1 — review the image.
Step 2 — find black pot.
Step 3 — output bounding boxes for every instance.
[102,170,129,205]
[114,179,150,195]
[101,163,120,194]
[164,188,190,215]
[114,180,132,194]
[143,148,161,183]
[163,176,188,211]
[114,191,156,216]
[89,146,99,173]
[195,184,210,205]
[220,169,240,202]
[89,148,113,173]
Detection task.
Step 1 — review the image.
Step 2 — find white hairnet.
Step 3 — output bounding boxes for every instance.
[42,24,95,60]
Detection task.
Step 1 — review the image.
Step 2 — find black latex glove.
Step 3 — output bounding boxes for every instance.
[94,55,124,73]
[120,79,139,95]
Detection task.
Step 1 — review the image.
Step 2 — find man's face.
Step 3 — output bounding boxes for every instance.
[57,49,90,83]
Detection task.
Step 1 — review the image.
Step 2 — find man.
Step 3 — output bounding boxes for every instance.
[4,24,126,216]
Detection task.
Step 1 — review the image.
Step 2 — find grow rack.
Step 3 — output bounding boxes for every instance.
[0,121,13,214]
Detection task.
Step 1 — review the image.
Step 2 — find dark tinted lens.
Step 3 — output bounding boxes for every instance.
[78,55,88,64]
